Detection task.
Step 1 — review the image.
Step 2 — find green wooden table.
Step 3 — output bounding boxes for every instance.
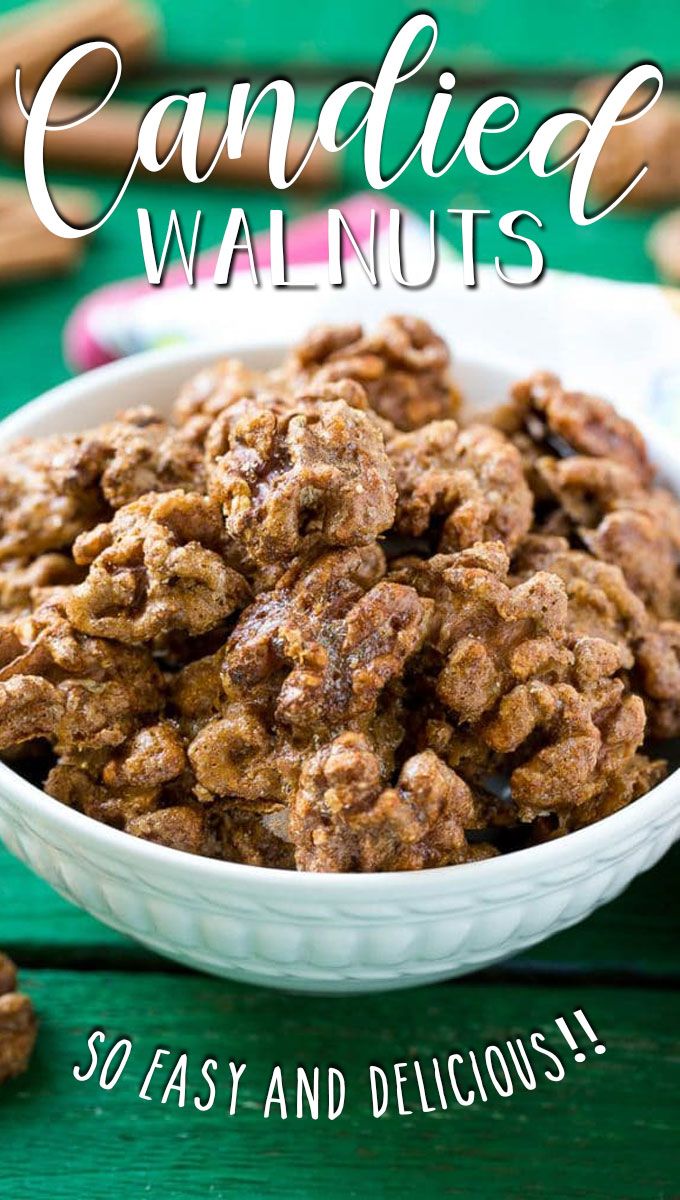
[1,3,679,1196]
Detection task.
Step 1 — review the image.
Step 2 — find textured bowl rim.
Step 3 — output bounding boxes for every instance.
[1,340,679,897]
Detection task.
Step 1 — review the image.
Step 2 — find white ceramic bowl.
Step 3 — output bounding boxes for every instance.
[1,343,679,994]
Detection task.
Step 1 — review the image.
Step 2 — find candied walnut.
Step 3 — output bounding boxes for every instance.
[216,804,295,869]
[47,721,194,837]
[102,722,186,790]
[0,676,64,749]
[291,732,491,872]
[185,687,404,809]
[0,593,163,754]
[186,547,427,805]
[392,542,646,818]
[536,456,680,616]
[388,420,532,552]
[536,456,644,525]
[95,407,206,509]
[288,315,460,431]
[581,510,676,619]
[0,554,82,616]
[391,543,569,723]
[512,536,648,652]
[572,79,680,209]
[569,754,667,830]
[0,994,37,1085]
[173,358,271,426]
[46,759,162,829]
[515,538,680,738]
[484,677,646,818]
[0,955,38,1086]
[0,432,108,562]
[127,806,209,854]
[635,622,680,737]
[188,701,289,802]
[170,649,224,740]
[496,373,652,484]
[292,322,369,372]
[66,491,250,642]
[48,740,231,861]
[203,393,291,463]
[0,408,205,566]
[202,378,381,464]
[225,546,429,734]
[207,398,396,565]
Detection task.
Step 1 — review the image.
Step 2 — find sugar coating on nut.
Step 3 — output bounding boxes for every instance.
[291,732,493,871]
[388,420,532,552]
[496,372,653,484]
[223,546,429,731]
[186,545,429,806]
[173,358,271,427]
[208,398,396,564]
[287,315,460,431]
[0,407,204,565]
[66,491,250,641]
[0,592,163,754]
[391,543,570,723]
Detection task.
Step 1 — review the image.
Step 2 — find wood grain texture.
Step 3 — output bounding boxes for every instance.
[1,972,678,1200]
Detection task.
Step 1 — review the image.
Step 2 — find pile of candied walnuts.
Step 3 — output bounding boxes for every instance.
[0,953,37,1085]
[1,315,678,872]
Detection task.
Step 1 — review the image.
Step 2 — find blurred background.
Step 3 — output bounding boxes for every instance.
[1,0,679,414]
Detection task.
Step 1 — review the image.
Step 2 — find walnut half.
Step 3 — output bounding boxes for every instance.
[0,953,37,1086]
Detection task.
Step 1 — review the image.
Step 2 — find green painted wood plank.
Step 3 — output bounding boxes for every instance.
[2,842,678,975]
[0,970,677,1198]
[156,0,680,76]
[0,848,152,961]
[2,0,677,76]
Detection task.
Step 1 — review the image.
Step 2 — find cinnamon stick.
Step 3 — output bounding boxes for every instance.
[0,178,94,224]
[572,77,680,209]
[0,179,95,283]
[0,0,160,96]
[0,92,336,190]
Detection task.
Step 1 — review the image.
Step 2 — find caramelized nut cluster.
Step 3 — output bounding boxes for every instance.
[1,319,677,870]
[0,953,37,1086]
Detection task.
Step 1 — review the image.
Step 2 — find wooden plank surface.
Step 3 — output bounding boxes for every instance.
[1,972,678,1200]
